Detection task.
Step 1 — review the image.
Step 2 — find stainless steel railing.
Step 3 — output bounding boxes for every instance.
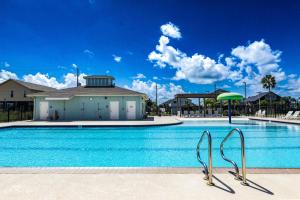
[196,130,214,186]
[220,128,248,185]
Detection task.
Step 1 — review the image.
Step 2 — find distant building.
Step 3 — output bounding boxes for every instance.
[29,75,148,120]
[0,79,56,111]
[160,98,196,115]
[245,91,281,105]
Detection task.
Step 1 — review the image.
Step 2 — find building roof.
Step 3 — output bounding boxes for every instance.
[28,85,147,99]
[245,91,281,102]
[0,79,56,92]
[175,89,229,99]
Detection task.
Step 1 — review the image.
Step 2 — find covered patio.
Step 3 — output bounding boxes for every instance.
[175,89,227,117]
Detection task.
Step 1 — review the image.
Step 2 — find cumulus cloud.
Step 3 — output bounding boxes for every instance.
[125,79,184,104]
[149,23,289,96]
[160,22,182,39]
[83,49,95,58]
[132,73,146,79]
[0,69,18,83]
[231,39,282,75]
[148,34,232,84]
[23,72,86,89]
[113,54,122,63]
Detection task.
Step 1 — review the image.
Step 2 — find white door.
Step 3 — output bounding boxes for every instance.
[126,101,136,120]
[39,101,49,120]
[109,101,119,120]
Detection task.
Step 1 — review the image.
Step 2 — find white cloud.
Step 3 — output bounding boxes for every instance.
[278,75,300,97]
[83,49,94,58]
[148,35,231,84]
[160,22,181,39]
[125,79,184,104]
[4,62,10,68]
[1,61,10,68]
[132,73,146,79]
[149,23,290,96]
[228,40,286,95]
[0,69,18,83]
[231,39,282,75]
[113,55,122,63]
[153,76,159,80]
[23,72,86,89]
[72,64,78,69]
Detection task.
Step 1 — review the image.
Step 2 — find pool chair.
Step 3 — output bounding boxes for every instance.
[256,110,261,116]
[260,110,266,117]
[282,111,294,119]
[290,111,300,119]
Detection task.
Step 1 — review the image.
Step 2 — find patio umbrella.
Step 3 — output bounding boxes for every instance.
[217,92,243,123]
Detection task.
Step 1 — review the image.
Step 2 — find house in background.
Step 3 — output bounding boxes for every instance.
[0,79,56,112]
[245,91,281,105]
[160,98,196,115]
[29,75,147,120]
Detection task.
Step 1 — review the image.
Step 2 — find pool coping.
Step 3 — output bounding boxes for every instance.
[0,167,299,174]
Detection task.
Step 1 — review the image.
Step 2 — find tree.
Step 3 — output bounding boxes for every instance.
[261,74,276,116]
[261,74,276,92]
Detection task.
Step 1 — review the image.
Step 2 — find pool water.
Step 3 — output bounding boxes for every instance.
[0,120,300,167]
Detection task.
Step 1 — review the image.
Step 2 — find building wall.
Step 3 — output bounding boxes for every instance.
[33,96,146,120]
[0,80,35,102]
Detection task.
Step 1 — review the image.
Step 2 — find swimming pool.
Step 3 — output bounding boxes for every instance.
[0,120,299,168]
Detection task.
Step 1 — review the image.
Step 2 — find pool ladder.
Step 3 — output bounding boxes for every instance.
[196,128,248,186]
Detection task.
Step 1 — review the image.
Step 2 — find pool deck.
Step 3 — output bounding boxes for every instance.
[249,116,300,125]
[0,116,182,128]
[0,168,300,200]
[1,117,300,199]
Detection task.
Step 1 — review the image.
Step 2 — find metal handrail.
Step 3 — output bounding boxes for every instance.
[196,130,213,186]
[220,128,248,185]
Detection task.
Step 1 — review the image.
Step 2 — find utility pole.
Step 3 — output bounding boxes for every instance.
[243,81,247,115]
[76,67,79,87]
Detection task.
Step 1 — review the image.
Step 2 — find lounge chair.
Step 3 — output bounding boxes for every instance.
[282,111,294,119]
[256,110,261,117]
[260,110,266,117]
[290,111,300,119]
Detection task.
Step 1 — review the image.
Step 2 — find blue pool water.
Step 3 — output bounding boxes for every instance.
[0,120,300,168]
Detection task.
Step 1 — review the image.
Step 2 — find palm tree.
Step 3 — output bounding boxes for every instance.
[261,75,276,116]
[261,74,276,92]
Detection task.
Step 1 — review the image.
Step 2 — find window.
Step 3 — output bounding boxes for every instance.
[24,91,26,98]
[10,90,13,98]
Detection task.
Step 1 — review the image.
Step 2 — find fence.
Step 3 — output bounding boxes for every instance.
[0,110,33,122]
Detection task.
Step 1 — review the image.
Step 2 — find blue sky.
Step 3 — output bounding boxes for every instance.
[1,0,300,102]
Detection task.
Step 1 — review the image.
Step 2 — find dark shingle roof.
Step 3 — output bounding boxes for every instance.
[28,86,147,98]
[245,91,280,102]
[1,79,56,92]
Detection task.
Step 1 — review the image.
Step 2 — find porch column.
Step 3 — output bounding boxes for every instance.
[204,98,206,117]
[198,98,201,115]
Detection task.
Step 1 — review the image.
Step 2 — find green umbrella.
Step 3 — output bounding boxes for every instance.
[217,92,243,123]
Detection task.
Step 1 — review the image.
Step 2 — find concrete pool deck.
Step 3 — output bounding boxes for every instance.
[0,168,300,200]
[249,116,300,125]
[0,116,182,128]
[1,117,300,199]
